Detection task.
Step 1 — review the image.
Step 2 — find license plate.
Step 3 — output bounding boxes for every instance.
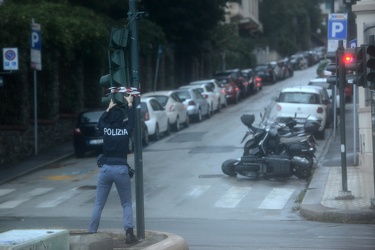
[295,118,305,123]
[89,139,103,145]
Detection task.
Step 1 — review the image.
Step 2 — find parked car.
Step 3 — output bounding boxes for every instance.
[241,68,262,94]
[289,54,308,70]
[308,78,340,110]
[179,85,217,116]
[274,85,333,139]
[187,82,221,112]
[141,97,170,141]
[189,79,227,108]
[174,87,210,122]
[213,69,247,98]
[73,109,148,157]
[142,90,189,131]
[215,77,240,104]
[254,64,277,84]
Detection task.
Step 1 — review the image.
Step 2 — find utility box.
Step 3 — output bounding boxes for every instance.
[0,229,69,250]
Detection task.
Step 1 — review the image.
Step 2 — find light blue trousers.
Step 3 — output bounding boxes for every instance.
[88,164,133,232]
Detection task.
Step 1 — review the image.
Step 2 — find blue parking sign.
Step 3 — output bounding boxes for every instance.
[328,13,347,40]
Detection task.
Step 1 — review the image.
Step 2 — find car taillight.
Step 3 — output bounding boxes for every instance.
[144,112,150,121]
[73,128,82,135]
[169,104,175,111]
[243,81,248,86]
[221,89,225,94]
[188,100,196,106]
[235,87,239,92]
[277,105,282,111]
[317,107,324,113]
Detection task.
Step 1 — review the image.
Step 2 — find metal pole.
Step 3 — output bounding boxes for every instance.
[128,0,145,239]
[32,18,38,155]
[369,35,375,207]
[338,41,348,192]
[353,82,358,166]
[336,40,354,200]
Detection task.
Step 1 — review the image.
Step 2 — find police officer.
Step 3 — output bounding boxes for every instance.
[88,94,138,244]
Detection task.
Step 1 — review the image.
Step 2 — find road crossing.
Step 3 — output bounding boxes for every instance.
[0,184,299,216]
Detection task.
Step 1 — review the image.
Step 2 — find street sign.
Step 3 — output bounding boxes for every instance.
[3,48,18,70]
[349,39,357,48]
[327,13,347,52]
[30,22,42,70]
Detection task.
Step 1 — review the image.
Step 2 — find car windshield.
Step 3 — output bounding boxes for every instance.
[309,81,330,89]
[175,91,190,101]
[255,65,268,71]
[80,111,104,124]
[150,95,168,106]
[278,92,321,104]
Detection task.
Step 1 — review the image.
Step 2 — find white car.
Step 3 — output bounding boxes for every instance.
[190,79,226,110]
[142,90,189,132]
[274,85,333,140]
[308,78,340,110]
[141,97,170,141]
[179,85,217,116]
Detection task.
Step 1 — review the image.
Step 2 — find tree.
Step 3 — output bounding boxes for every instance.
[259,0,324,56]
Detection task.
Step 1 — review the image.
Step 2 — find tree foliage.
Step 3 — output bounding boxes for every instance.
[259,0,324,56]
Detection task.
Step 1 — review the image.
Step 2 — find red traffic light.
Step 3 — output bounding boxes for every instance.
[343,54,354,63]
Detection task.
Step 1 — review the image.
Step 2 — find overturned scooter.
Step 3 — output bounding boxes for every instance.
[222,113,320,180]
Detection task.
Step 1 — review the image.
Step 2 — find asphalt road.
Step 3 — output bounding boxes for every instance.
[1,65,375,249]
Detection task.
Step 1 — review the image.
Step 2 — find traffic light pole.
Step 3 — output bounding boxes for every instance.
[128,0,145,239]
[336,40,354,200]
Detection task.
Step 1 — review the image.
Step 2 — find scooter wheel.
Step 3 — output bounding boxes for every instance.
[295,167,312,179]
[222,159,238,177]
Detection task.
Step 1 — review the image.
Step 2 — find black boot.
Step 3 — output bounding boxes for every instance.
[126,228,139,244]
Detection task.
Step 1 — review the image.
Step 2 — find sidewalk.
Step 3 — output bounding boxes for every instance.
[300,103,375,223]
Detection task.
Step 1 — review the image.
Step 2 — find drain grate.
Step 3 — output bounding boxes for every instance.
[77,185,96,190]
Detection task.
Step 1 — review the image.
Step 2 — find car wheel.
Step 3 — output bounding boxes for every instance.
[75,147,85,158]
[206,105,211,119]
[196,109,203,122]
[142,128,149,147]
[152,124,160,141]
[164,121,171,136]
[217,100,221,112]
[184,114,190,128]
[224,98,228,107]
[174,116,180,132]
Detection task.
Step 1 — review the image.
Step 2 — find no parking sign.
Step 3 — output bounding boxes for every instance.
[3,48,18,70]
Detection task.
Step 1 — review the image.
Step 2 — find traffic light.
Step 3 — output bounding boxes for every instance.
[326,51,338,85]
[355,46,367,87]
[367,44,375,89]
[343,48,355,72]
[100,27,130,106]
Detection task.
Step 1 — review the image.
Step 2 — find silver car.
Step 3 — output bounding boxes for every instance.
[174,87,210,122]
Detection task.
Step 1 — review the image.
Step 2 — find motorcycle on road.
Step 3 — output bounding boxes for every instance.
[222,105,320,180]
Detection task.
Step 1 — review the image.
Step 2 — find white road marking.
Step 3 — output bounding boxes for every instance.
[0,189,15,196]
[36,189,77,208]
[185,185,211,198]
[214,187,252,208]
[258,188,295,209]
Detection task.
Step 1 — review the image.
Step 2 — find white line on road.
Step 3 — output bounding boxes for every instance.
[258,188,295,209]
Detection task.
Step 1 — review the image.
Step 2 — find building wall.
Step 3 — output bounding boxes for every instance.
[352,0,375,190]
